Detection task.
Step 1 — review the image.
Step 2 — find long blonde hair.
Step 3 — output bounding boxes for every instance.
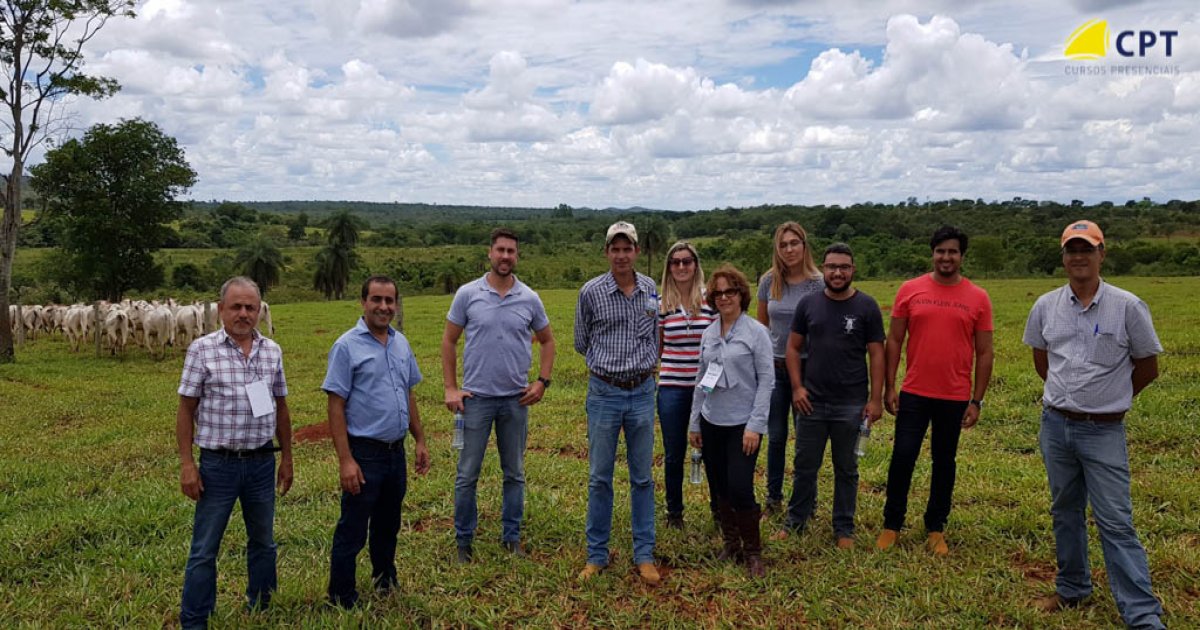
[659,241,705,316]
[762,222,820,301]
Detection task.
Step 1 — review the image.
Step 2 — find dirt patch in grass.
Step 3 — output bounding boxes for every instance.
[1011,550,1056,583]
[295,421,331,443]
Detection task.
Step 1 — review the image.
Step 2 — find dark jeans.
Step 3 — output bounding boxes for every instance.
[658,385,713,517]
[784,401,862,538]
[328,436,408,608]
[700,418,760,511]
[765,365,795,503]
[180,449,277,630]
[882,391,967,533]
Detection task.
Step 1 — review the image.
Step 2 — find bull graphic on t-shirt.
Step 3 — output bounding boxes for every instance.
[843,315,857,334]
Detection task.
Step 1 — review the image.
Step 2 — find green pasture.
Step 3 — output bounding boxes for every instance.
[1,277,1197,628]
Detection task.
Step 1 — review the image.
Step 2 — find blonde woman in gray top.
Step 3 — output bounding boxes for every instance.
[755,222,823,513]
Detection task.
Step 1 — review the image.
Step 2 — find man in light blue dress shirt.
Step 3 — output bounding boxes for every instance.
[323,275,430,609]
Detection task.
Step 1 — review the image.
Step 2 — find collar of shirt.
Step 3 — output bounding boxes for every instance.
[478,273,524,297]
[1067,278,1107,311]
[353,316,396,340]
[601,271,650,296]
[215,326,263,353]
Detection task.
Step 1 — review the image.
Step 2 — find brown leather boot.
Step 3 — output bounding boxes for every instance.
[716,501,741,562]
[737,507,765,578]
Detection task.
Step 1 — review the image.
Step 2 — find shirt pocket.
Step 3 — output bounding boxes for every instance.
[1089,332,1127,367]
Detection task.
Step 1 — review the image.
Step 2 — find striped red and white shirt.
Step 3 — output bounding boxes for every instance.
[658,302,717,387]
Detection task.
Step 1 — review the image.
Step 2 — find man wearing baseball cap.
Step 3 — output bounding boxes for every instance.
[1023,220,1165,629]
[574,220,661,584]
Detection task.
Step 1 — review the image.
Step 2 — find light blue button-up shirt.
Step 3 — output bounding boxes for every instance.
[689,313,774,435]
[322,318,423,441]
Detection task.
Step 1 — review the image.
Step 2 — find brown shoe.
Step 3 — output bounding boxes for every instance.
[875,529,899,551]
[736,507,766,578]
[770,528,791,542]
[1033,592,1084,613]
[926,532,948,556]
[637,562,661,586]
[577,563,604,581]
[836,537,854,550]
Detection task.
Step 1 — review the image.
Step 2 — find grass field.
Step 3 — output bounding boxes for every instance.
[1,277,1197,628]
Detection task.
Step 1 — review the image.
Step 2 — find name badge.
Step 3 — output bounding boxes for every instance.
[245,380,274,418]
[699,362,724,392]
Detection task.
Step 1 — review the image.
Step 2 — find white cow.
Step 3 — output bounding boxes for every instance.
[259,301,274,337]
[175,304,204,348]
[143,305,176,359]
[103,307,133,355]
[21,305,45,340]
[63,305,92,352]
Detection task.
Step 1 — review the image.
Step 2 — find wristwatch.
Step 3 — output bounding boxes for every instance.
[969,399,983,409]
[537,376,552,388]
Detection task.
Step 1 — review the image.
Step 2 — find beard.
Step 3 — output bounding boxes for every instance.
[826,278,853,294]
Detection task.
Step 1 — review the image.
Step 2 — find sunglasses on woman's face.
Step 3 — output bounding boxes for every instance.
[669,257,696,267]
[712,288,739,300]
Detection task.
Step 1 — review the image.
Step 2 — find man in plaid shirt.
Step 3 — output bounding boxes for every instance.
[175,277,293,630]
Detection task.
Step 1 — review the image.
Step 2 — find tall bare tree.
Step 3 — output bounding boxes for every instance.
[0,0,134,363]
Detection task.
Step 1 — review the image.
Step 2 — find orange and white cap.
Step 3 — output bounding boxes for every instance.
[1060,220,1104,247]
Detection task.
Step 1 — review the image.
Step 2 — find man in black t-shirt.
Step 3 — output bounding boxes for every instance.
[773,243,885,548]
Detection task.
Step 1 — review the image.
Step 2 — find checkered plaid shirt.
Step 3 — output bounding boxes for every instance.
[179,328,288,449]
[574,271,660,378]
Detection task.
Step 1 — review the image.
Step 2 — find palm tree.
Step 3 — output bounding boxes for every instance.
[234,237,285,296]
[639,216,670,277]
[313,245,359,300]
[324,210,362,249]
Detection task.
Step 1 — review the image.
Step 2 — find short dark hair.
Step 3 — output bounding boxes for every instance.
[823,242,854,263]
[491,227,519,246]
[930,225,969,254]
[361,275,399,300]
[705,264,752,311]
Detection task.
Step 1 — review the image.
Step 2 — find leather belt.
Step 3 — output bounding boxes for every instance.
[202,444,279,459]
[773,358,787,371]
[1049,406,1125,423]
[349,435,406,451]
[591,371,654,390]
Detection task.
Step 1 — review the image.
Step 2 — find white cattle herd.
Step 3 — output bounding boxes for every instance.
[8,299,274,358]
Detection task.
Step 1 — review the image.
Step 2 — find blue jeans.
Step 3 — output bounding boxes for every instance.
[656,385,693,517]
[180,450,277,629]
[585,375,656,566]
[784,401,862,538]
[765,365,795,503]
[882,391,966,533]
[328,437,407,608]
[454,394,528,546]
[1039,408,1164,629]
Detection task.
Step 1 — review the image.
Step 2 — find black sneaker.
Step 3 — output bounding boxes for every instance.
[665,513,684,529]
[457,545,473,563]
[501,540,527,557]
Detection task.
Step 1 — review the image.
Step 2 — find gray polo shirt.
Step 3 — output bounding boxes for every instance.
[689,313,774,435]
[757,272,824,358]
[1022,280,1162,414]
[448,274,550,398]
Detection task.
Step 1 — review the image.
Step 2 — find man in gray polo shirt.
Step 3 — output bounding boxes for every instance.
[1023,220,1164,629]
[442,227,555,563]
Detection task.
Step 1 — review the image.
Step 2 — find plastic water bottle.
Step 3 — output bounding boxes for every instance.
[452,412,465,450]
[689,448,703,484]
[854,417,871,458]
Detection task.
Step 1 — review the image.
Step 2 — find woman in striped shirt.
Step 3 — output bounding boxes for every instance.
[657,241,717,529]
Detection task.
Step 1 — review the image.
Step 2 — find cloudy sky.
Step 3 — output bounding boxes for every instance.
[29,0,1200,209]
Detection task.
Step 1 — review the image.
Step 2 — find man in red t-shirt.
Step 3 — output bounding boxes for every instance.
[875,226,994,556]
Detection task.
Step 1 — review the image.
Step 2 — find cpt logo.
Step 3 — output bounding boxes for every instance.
[1064,19,1178,60]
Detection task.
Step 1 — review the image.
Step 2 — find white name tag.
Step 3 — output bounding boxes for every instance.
[699,362,724,392]
[245,380,274,418]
